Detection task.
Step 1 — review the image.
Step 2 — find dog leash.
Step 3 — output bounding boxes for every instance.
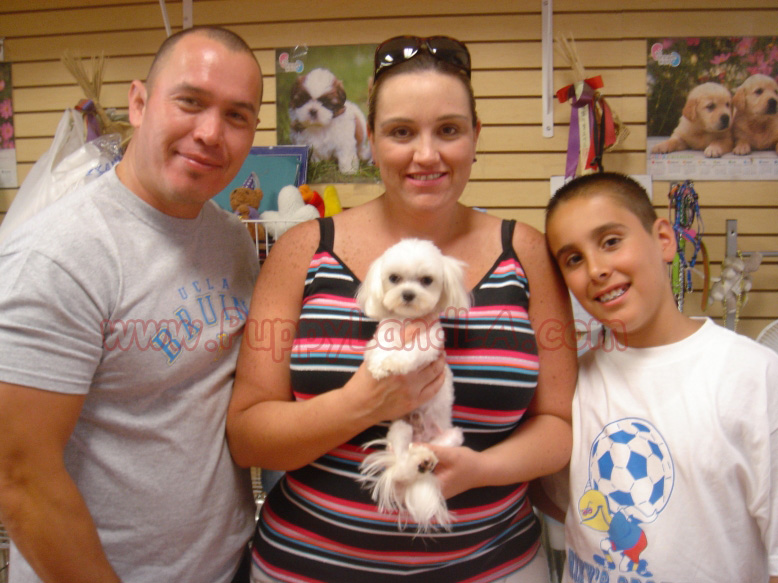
[668,180,708,311]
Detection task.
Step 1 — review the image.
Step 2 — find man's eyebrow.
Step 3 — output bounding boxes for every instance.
[173,83,258,115]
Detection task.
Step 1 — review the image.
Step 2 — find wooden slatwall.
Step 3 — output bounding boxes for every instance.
[1,0,777,339]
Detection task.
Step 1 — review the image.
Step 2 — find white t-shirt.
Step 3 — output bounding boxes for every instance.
[564,318,778,583]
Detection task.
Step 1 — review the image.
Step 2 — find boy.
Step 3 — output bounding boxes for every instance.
[545,172,778,582]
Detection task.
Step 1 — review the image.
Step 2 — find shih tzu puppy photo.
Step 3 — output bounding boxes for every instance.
[288,67,372,174]
[356,238,471,532]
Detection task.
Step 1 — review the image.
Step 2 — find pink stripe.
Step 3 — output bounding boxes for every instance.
[304,293,360,308]
[263,504,480,563]
[492,259,526,277]
[447,349,539,364]
[293,338,365,355]
[329,443,368,462]
[264,504,506,565]
[466,306,529,315]
[454,406,526,420]
[309,251,338,266]
[252,551,322,583]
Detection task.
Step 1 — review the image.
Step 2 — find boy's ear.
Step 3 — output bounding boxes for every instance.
[653,218,677,262]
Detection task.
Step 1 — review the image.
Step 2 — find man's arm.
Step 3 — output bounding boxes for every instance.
[0,381,121,583]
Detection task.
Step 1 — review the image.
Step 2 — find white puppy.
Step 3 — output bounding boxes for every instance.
[356,239,471,532]
[288,67,372,174]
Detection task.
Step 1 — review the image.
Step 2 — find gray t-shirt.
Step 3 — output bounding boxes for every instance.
[0,167,259,583]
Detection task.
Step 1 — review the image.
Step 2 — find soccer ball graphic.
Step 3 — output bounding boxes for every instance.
[588,418,674,523]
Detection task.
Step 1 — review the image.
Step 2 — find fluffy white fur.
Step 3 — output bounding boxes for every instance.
[356,238,470,532]
[288,67,372,174]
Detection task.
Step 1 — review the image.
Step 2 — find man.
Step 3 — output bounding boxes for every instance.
[0,26,263,583]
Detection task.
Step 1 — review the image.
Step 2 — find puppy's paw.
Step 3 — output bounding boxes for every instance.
[704,143,725,158]
[407,444,438,474]
[733,141,752,155]
[372,349,426,377]
[337,153,359,175]
[367,362,391,380]
[651,139,679,154]
[364,350,393,379]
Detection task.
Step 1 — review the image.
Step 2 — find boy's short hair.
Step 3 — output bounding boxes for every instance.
[546,172,658,233]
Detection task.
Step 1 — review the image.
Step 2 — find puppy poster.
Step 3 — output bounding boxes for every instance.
[647,36,778,181]
[0,62,17,188]
[275,44,379,184]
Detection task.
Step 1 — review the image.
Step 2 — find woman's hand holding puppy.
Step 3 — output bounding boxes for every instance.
[344,322,447,425]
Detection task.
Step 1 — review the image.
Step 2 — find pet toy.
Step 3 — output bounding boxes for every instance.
[260,184,320,240]
[322,185,343,217]
[356,239,470,532]
[230,172,264,242]
[709,251,762,329]
[299,184,325,216]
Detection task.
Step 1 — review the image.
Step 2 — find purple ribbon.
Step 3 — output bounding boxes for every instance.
[564,82,596,179]
[77,100,102,142]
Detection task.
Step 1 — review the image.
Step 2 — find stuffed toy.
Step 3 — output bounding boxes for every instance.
[260,184,320,240]
[299,184,325,217]
[709,252,762,315]
[322,185,343,217]
[230,172,264,241]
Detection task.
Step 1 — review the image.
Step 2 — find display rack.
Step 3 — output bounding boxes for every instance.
[0,520,8,583]
[724,219,778,331]
[244,219,307,265]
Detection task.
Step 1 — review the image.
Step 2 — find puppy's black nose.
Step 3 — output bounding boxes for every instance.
[768,98,777,115]
[402,291,415,303]
[719,114,730,129]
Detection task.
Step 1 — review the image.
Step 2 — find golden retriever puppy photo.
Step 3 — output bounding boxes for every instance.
[651,82,733,158]
[732,73,778,155]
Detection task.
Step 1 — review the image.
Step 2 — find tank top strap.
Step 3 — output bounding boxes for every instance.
[317,216,335,252]
[501,219,517,254]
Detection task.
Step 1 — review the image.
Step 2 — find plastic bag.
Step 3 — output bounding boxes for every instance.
[0,109,122,245]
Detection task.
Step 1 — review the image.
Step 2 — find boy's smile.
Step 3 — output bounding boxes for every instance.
[546,194,697,348]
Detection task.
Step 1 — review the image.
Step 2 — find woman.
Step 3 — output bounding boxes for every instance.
[227,35,577,582]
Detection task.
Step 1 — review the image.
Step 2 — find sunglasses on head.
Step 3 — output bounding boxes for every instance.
[373,36,472,81]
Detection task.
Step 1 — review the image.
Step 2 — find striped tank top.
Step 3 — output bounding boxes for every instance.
[252,217,541,582]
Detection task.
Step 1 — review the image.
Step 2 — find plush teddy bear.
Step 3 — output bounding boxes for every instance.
[230,172,264,241]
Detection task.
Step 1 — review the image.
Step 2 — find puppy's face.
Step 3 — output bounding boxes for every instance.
[683,82,732,132]
[377,241,446,318]
[289,67,347,129]
[357,239,470,321]
[734,74,778,116]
